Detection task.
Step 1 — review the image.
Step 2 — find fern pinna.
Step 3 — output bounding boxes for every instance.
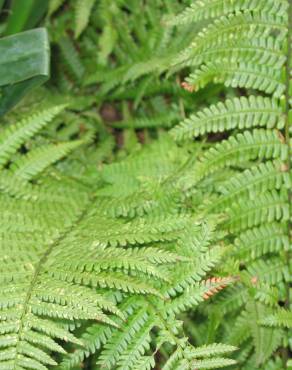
[169,0,292,368]
[0,106,237,369]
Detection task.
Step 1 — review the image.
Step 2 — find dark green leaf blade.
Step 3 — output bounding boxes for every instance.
[0,28,50,116]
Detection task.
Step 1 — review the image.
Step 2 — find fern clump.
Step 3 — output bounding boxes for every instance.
[0,0,291,368]
[0,109,237,369]
[168,0,292,367]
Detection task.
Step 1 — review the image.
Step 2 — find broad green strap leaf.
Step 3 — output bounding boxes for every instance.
[0,28,50,116]
[4,0,49,35]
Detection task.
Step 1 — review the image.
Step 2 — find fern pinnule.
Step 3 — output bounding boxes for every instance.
[0,105,65,168]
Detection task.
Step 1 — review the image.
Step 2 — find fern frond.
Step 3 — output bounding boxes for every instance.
[166,0,292,365]
[0,105,65,168]
[116,317,153,369]
[57,297,135,369]
[224,190,289,232]
[50,269,163,297]
[2,0,290,367]
[0,204,123,369]
[246,302,283,365]
[58,37,85,81]
[210,285,248,314]
[110,111,179,129]
[89,213,192,247]
[218,161,290,195]
[185,61,285,97]
[184,343,237,358]
[48,0,66,16]
[209,161,290,211]
[175,12,286,67]
[74,0,96,39]
[180,130,287,189]
[188,37,285,70]
[246,257,289,285]
[227,310,252,346]
[234,223,289,260]
[162,348,185,370]
[161,342,236,369]
[0,171,33,199]
[97,305,151,369]
[260,309,292,328]
[166,276,236,315]
[53,245,183,284]
[11,140,83,181]
[190,357,237,369]
[165,246,227,297]
[168,0,288,25]
[254,283,279,307]
[171,96,284,140]
[131,356,155,370]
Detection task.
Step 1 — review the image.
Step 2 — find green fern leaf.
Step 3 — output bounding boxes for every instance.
[209,161,290,212]
[234,223,289,260]
[224,190,289,232]
[168,0,287,25]
[190,357,237,369]
[185,343,237,359]
[260,309,292,328]
[58,37,85,81]
[11,140,83,181]
[48,0,66,16]
[171,96,284,140]
[186,61,285,97]
[74,0,96,39]
[0,105,65,168]
[180,130,287,189]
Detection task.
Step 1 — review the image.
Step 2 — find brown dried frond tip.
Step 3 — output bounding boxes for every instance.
[202,276,235,300]
[181,81,195,92]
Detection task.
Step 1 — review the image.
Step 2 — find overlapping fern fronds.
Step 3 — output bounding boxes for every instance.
[0,109,236,369]
[1,0,291,368]
[169,0,292,367]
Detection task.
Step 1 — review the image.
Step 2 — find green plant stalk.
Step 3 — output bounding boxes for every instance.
[283,0,292,366]
[284,0,292,307]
